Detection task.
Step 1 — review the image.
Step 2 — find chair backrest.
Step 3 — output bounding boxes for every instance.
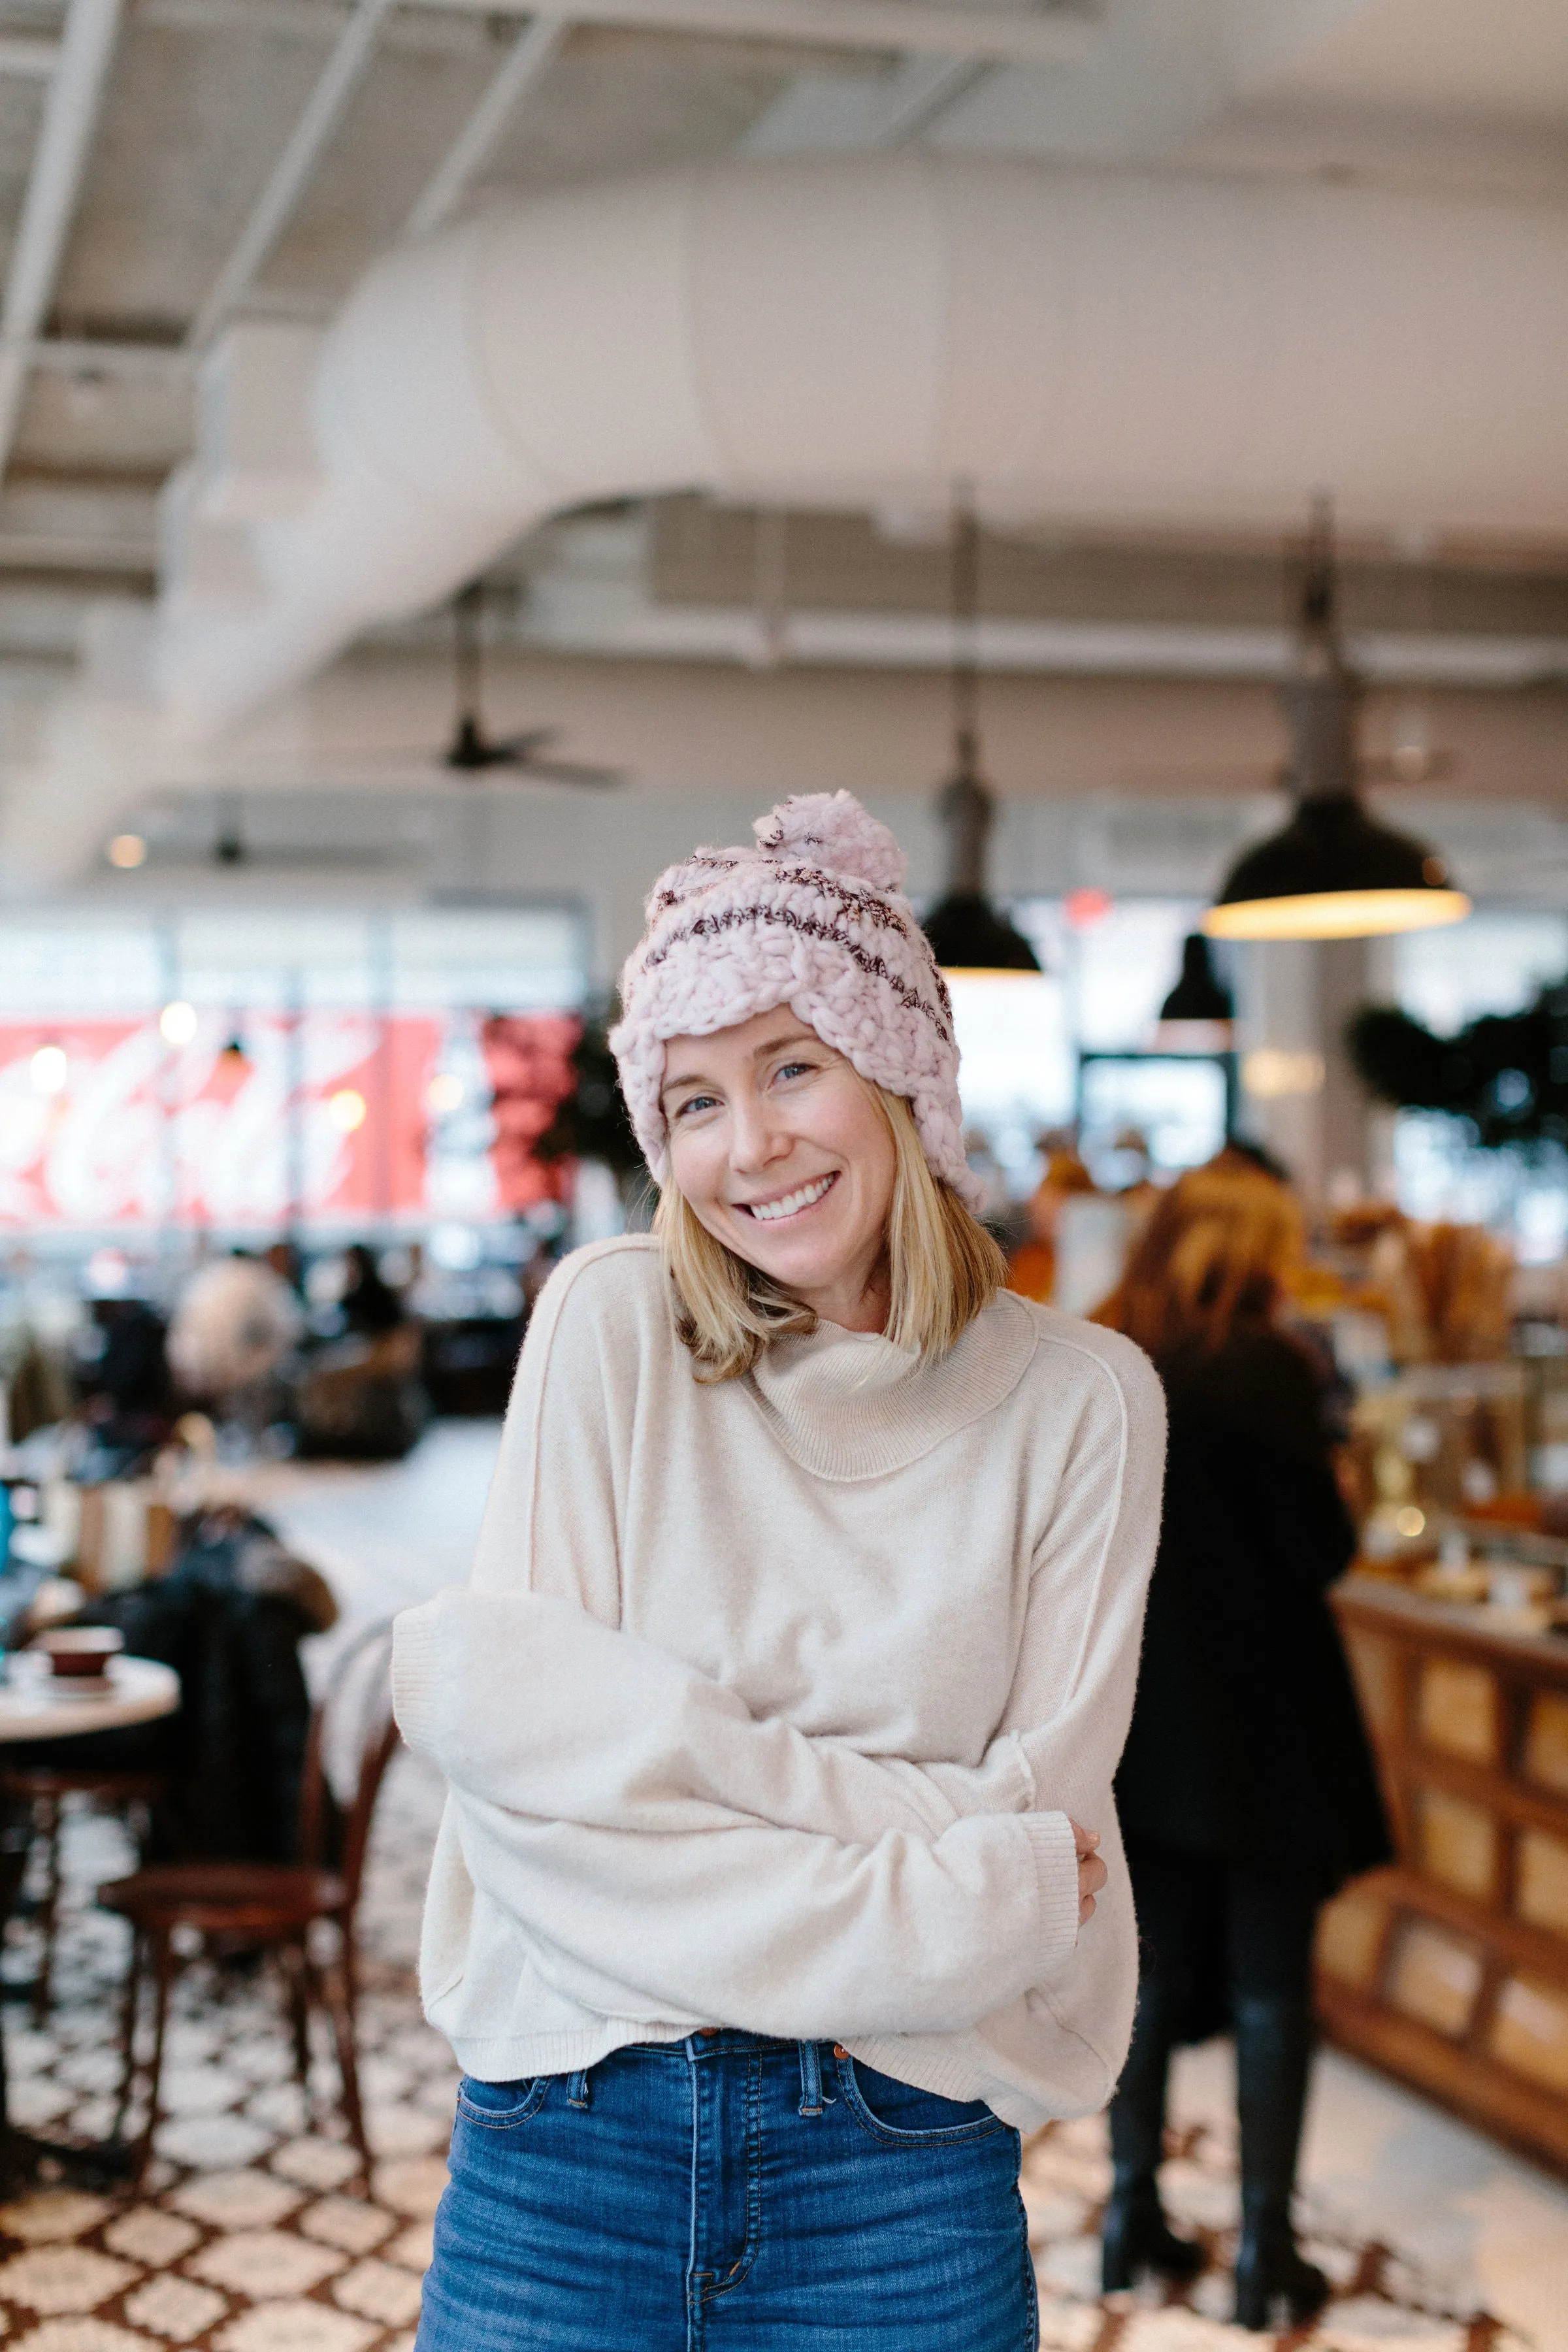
[296,1620,400,1910]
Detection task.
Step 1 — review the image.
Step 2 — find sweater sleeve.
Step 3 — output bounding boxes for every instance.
[447,1784,1079,2039]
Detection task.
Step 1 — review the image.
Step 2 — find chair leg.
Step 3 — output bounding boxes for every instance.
[31,1797,61,2028]
[111,1927,144,2147]
[281,1941,314,2132]
[322,1929,369,2174]
[132,1931,174,2193]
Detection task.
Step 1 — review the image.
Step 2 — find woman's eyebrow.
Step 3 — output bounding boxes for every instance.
[749,1028,818,1062]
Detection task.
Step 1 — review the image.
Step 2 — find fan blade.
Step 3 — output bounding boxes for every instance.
[446,719,562,770]
[512,755,625,789]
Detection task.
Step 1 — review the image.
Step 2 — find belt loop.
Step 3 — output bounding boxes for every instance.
[566,2068,591,2110]
[797,2038,823,2117]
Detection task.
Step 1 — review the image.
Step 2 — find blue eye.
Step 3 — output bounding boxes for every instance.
[775,1060,813,1081]
[672,1092,718,1120]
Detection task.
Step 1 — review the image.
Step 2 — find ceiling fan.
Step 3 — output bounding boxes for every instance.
[440,581,624,787]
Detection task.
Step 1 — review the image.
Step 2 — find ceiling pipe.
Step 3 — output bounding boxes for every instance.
[0,0,125,477]
[409,0,1101,64]
[186,0,396,350]
[402,13,567,241]
[149,154,1568,744]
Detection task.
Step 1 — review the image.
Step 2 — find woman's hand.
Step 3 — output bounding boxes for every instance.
[1072,1821,1106,1926]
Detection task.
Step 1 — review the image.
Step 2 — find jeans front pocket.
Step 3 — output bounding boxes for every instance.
[836,2054,1005,2146]
[455,2073,551,2130]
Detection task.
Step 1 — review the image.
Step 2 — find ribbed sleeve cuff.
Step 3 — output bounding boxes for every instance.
[389,1601,444,1759]
[1019,1809,1081,1982]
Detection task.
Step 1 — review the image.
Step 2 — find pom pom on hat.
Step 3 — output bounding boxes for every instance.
[611,791,982,1210]
[753,790,907,892]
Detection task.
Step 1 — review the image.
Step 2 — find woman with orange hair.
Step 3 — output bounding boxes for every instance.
[1095,1160,1388,2328]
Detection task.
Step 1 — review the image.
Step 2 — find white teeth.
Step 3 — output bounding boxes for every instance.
[746,1175,834,1221]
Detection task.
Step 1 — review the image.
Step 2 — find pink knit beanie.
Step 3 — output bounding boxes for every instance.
[610,791,981,1210]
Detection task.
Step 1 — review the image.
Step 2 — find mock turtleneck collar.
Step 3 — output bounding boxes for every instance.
[745,1290,1039,1482]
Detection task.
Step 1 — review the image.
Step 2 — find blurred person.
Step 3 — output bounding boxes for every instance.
[339,1242,406,1337]
[395,792,1164,2352]
[1008,1146,1096,1303]
[167,1252,304,1412]
[1094,1160,1389,2327]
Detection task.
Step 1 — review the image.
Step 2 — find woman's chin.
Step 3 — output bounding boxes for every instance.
[730,1226,849,1298]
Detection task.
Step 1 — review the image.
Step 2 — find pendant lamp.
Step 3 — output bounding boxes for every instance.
[1205,504,1469,943]
[920,493,1041,975]
[1154,932,1234,1053]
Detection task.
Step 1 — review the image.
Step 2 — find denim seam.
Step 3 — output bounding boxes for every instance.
[697,2053,765,2309]
[453,2076,550,2130]
[832,2051,1005,2148]
[1011,2147,1038,2352]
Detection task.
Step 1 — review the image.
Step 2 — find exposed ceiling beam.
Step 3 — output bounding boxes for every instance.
[865,56,992,145]
[403,12,567,239]
[0,0,125,486]
[187,0,396,350]
[31,336,193,380]
[0,36,62,74]
[414,0,1100,67]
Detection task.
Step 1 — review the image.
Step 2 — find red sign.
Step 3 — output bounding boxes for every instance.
[0,1013,442,1230]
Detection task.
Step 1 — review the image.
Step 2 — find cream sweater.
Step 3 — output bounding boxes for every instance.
[391,1235,1165,2133]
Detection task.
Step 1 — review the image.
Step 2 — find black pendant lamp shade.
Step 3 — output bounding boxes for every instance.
[923,890,1042,972]
[919,493,1041,976]
[921,772,1041,975]
[1159,933,1233,1026]
[1205,505,1469,943]
[1207,792,1464,941]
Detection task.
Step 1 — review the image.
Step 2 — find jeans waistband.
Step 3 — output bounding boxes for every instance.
[625,2031,823,2060]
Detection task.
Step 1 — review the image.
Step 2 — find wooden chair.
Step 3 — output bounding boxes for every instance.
[97,1623,399,2188]
[0,1766,168,2023]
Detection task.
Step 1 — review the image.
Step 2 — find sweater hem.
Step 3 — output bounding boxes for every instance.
[444,2019,691,2083]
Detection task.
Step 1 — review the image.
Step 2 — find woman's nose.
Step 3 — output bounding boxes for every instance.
[728,1099,789,1171]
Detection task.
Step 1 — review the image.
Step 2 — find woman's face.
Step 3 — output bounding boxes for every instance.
[662,1009,897,1332]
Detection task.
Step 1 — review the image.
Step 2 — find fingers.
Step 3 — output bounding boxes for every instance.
[1076,1848,1108,1927]
[1070,1818,1101,1861]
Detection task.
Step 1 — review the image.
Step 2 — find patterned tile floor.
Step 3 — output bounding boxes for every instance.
[0,1426,1554,2351]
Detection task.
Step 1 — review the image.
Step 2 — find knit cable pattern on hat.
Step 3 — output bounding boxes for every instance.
[610,791,984,1211]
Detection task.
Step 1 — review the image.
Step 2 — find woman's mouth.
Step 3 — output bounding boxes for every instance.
[738,1172,838,1223]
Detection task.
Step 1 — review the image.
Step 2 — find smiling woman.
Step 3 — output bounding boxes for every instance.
[657,1009,1005,1377]
[393,792,1167,2352]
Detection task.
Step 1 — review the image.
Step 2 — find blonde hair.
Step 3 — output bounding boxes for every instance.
[1094,1158,1302,1360]
[656,1083,1006,1382]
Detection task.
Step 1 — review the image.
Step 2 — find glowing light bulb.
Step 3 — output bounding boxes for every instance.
[427,1072,465,1115]
[327,1088,367,1134]
[106,834,146,870]
[30,1045,67,1094]
[1063,887,1113,929]
[159,1000,198,1047]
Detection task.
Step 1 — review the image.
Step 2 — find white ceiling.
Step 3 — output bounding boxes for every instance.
[2,0,1568,885]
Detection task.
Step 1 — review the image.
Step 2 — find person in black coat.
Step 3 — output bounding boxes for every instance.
[1095,1158,1390,2328]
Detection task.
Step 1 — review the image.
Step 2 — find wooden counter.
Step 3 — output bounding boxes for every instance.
[1320,1575,1568,2174]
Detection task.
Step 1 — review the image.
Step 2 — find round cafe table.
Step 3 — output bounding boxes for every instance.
[0,1652,180,2186]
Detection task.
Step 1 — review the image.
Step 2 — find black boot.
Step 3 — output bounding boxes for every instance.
[1232,1995,1331,2330]
[1102,1978,1205,2293]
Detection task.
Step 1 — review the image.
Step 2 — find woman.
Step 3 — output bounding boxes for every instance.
[1095,1162,1390,2328]
[393,792,1165,2349]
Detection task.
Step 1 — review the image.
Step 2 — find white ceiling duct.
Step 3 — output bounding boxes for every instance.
[152,152,1568,743]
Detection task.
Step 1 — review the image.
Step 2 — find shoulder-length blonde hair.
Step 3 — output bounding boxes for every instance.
[655,1081,1006,1382]
[1094,1158,1302,1360]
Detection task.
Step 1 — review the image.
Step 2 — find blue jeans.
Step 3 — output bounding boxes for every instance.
[416,2031,1037,2349]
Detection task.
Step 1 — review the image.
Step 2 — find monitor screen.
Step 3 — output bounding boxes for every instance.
[1077,1054,1230,1177]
